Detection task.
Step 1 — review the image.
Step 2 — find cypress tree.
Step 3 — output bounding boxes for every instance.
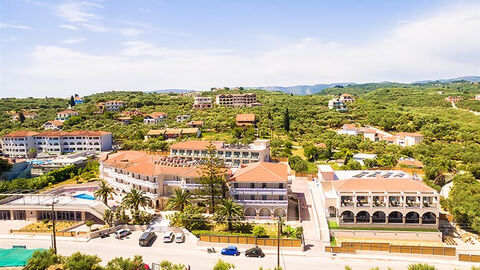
[283,108,290,133]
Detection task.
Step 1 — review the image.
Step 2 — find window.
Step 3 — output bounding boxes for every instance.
[262,195,267,200]
[279,183,283,189]
[234,183,238,188]
[250,183,255,188]
[250,195,255,200]
[279,195,284,200]
[262,183,266,188]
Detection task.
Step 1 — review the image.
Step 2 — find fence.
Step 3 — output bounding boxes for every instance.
[10,230,77,237]
[459,254,480,263]
[294,172,316,180]
[199,235,302,247]
[370,167,423,175]
[325,242,456,257]
[145,150,169,156]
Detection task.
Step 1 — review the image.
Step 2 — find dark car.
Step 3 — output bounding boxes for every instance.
[245,247,264,258]
[139,231,156,247]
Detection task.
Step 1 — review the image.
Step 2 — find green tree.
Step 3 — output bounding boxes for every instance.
[407,263,437,270]
[303,144,320,162]
[19,112,25,123]
[105,255,144,270]
[283,108,290,133]
[64,252,102,270]
[166,189,193,212]
[25,249,62,270]
[200,142,226,213]
[70,95,75,107]
[288,155,308,172]
[122,188,153,213]
[169,205,210,231]
[159,260,185,270]
[103,209,114,227]
[214,198,244,231]
[85,219,95,231]
[0,158,12,174]
[94,180,117,206]
[213,259,235,270]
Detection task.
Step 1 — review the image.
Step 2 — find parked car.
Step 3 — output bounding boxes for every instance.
[221,246,240,256]
[163,232,174,243]
[245,246,265,258]
[115,229,131,239]
[175,232,185,243]
[139,231,156,247]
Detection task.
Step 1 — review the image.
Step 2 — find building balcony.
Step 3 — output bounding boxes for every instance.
[106,170,159,189]
[235,199,288,206]
[230,188,287,195]
[163,181,201,189]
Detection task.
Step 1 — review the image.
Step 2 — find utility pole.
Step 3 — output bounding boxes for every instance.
[277,216,280,270]
[49,199,57,254]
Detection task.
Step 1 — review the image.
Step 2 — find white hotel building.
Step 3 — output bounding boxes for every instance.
[1,130,112,158]
[169,140,270,166]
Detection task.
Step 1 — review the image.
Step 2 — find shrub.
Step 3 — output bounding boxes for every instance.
[407,264,437,270]
[252,226,267,238]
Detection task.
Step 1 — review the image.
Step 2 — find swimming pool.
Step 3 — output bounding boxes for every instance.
[73,193,96,200]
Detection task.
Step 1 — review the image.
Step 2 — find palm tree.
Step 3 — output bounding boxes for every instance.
[166,189,192,212]
[94,181,116,206]
[122,188,153,213]
[216,199,244,231]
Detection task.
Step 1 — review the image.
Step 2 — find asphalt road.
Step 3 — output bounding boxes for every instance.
[0,231,473,270]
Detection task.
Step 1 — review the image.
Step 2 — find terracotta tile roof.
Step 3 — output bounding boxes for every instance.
[44,120,64,127]
[165,128,182,135]
[236,114,256,122]
[147,130,166,136]
[395,132,424,138]
[188,121,204,126]
[343,124,357,130]
[332,178,436,193]
[398,159,424,168]
[57,109,78,115]
[364,128,377,134]
[1,131,39,138]
[170,140,221,150]
[341,93,353,97]
[181,128,199,135]
[105,100,125,103]
[231,162,288,183]
[147,112,167,118]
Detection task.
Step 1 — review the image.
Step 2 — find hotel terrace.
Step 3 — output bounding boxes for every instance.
[99,151,206,209]
[169,140,270,166]
[317,165,439,229]
[229,162,290,219]
[0,130,112,158]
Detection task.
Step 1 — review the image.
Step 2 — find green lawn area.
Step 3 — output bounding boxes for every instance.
[193,222,299,239]
[327,220,438,232]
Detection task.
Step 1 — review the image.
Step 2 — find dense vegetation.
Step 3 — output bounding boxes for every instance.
[1,81,480,232]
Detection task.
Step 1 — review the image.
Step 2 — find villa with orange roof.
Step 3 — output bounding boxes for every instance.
[316,165,439,229]
[236,113,256,127]
[143,112,168,124]
[1,130,112,158]
[169,139,270,166]
[229,162,290,219]
[43,120,64,130]
[339,93,355,103]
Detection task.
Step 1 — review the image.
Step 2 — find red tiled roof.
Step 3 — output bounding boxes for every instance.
[44,120,64,127]
[231,162,288,183]
[395,132,424,138]
[1,131,38,138]
[236,114,256,122]
[398,159,424,168]
[343,124,357,130]
[147,112,167,118]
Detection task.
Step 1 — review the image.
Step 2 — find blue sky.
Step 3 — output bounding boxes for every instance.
[1,0,479,97]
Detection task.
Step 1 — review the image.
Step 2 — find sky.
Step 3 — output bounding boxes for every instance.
[1,0,479,97]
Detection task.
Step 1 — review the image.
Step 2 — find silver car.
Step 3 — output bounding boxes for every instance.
[175,232,185,243]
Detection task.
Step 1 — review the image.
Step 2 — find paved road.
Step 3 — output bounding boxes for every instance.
[0,231,473,270]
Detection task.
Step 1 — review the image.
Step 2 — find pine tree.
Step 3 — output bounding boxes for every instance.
[283,108,290,133]
[200,142,227,213]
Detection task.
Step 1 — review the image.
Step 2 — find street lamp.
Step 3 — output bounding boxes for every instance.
[47,196,59,254]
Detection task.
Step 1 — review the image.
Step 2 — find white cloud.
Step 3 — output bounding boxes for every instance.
[3,3,480,97]
[61,37,86,44]
[119,28,143,37]
[55,2,102,23]
[59,24,78,30]
[0,22,32,29]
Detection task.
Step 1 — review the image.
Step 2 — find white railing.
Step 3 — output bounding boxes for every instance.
[163,181,201,189]
[235,199,288,205]
[106,170,159,189]
[230,188,287,195]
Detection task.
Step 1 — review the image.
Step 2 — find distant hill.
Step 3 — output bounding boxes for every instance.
[413,76,480,84]
[146,89,196,94]
[250,83,355,95]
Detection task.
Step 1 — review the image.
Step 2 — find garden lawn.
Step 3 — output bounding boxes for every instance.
[327,220,438,232]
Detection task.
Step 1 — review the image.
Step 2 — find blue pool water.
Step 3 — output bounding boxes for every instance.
[29,160,51,165]
[74,193,95,200]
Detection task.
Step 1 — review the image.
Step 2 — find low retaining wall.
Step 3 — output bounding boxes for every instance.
[330,229,442,242]
[325,242,456,257]
[199,235,302,248]
[10,230,77,237]
[459,254,480,263]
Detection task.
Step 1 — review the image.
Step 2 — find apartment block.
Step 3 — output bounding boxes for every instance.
[169,139,270,166]
[193,96,213,109]
[103,100,125,111]
[1,130,112,158]
[229,162,290,219]
[328,98,347,111]
[215,93,261,107]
